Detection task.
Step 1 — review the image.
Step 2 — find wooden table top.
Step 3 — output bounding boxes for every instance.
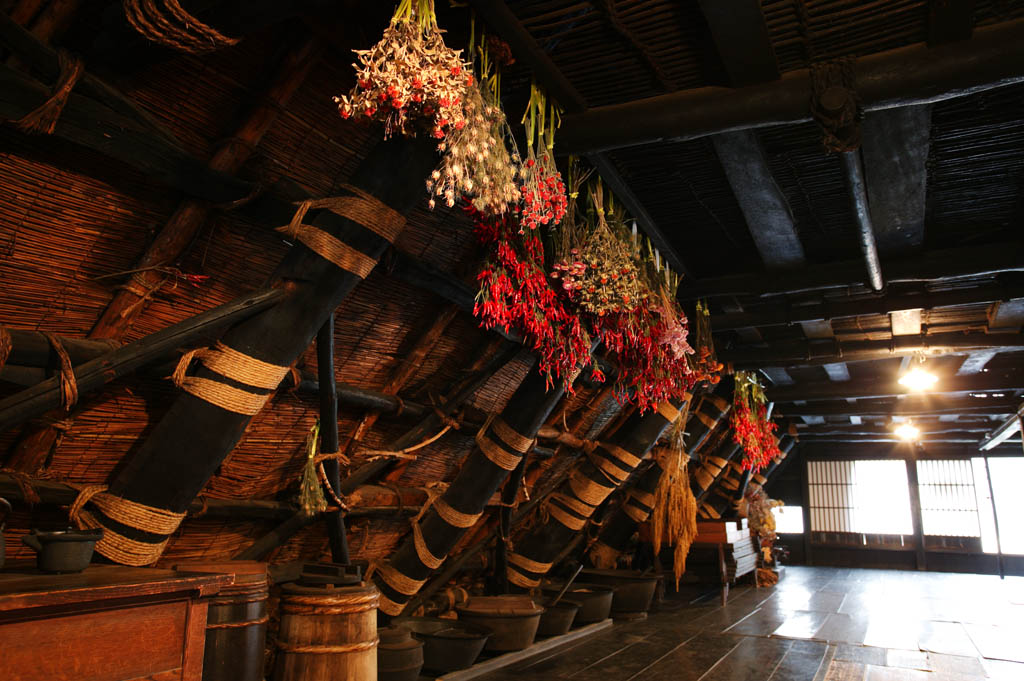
[0,565,230,612]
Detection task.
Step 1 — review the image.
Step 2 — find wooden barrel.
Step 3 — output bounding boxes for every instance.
[174,560,269,681]
[273,582,379,681]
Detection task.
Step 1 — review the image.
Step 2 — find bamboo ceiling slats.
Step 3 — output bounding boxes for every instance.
[926,83,1024,245]
[606,138,758,279]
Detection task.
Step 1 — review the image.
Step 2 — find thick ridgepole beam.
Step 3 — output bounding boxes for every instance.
[0,289,285,434]
[373,358,585,617]
[560,18,1024,153]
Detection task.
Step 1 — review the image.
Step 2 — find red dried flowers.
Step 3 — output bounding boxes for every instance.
[472,209,591,389]
[731,371,782,472]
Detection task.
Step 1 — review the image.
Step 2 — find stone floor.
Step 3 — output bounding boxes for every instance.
[476,566,1024,681]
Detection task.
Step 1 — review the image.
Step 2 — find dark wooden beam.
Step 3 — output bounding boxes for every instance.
[768,372,1024,403]
[801,441,1022,459]
[778,395,1021,418]
[681,241,1024,300]
[712,129,805,269]
[722,331,1024,368]
[797,424,994,436]
[861,106,931,256]
[978,404,1024,451]
[559,18,1024,153]
[710,283,1024,332]
[0,289,285,434]
[698,0,779,86]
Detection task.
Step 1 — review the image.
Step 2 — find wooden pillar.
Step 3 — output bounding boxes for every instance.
[317,314,348,564]
[505,398,686,589]
[905,453,927,571]
[373,360,583,617]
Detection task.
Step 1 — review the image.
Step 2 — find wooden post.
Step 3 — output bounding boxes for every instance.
[372,356,587,617]
[64,135,440,566]
[0,289,285,435]
[504,397,686,590]
[317,315,348,565]
[904,453,928,571]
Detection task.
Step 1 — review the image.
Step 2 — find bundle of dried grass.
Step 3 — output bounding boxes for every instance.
[298,420,327,516]
[648,409,698,589]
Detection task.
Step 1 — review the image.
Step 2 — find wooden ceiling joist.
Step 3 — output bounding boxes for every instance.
[768,373,1024,403]
[712,129,806,269]
[779,395,1021,418]
[559,18,1024,153]
[697,0,779,87]
[861,105,932,256]
[680,241,1024,299]
[721,331,1024,368]
[709,282,1024,331]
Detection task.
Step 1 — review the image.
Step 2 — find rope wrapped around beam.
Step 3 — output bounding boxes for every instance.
[70,485,186,566]
[171,342,290,416]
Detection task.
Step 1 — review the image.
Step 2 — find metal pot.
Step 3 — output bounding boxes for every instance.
[0,497,10,570]
[535,598,581,637]
[580,568,660,618]
[456,595,544,652]
[22,528,103,573]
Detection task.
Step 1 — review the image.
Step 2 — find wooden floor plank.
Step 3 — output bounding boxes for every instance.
[632,632,742,681]
[769,639,830,681]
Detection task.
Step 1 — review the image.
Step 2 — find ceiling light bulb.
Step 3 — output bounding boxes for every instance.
[898,367,938,391]
[895,422,921,441]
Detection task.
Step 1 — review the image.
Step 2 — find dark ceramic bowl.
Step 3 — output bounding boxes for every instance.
[22,528,103,573]
[391,616,491,673]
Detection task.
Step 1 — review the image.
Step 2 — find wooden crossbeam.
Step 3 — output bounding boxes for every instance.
[769,373,1024,403]
[560,18,1024,153]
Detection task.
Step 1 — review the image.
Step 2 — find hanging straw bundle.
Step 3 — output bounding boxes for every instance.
[648,407,698,588]
[298,420,328,516]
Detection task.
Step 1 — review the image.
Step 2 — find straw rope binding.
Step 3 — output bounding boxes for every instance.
[491,417,536,454]
[275,223,378,278]
[550,492,595,518]
[622,501,650,523]
[508,551,552,575]
[277,639,379,654]
[70,485,186,566]
[507,565,541,588]
[600,443,641,469]
[432,496,481,528]
[377,591,406,616]
[547,503,587,530]
[569,470,614,507]
[413,520,444,569]
[377,562,426,596]
[10,50,84,136]
[123,0,240,54]
[171,343,289,415]
[476,429,525,471]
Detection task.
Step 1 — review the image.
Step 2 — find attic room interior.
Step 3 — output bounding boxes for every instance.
[0,1,1023,680]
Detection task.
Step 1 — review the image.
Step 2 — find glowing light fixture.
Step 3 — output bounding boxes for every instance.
[898,366,938,392]
[895,422,921,441]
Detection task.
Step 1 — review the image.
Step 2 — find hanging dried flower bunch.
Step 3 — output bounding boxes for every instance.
[472,209,591,389]
[333,0,471,139]
[552,183,645,315]
[688,299,723,385]
[731,371,782,472]
[427,31,519,214]
[516,83,567,231]
[648,409,698,589]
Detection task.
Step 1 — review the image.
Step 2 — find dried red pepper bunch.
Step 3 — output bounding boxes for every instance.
[731,371,783,472]
[595,300,700,413]
[333,0,471,139]
[471,209,592,390]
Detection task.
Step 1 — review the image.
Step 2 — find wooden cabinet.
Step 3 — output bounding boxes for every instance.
[0,566,229,681]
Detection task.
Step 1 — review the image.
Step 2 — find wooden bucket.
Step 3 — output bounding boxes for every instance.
[174,560,269,681]
[273,582,379,681]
